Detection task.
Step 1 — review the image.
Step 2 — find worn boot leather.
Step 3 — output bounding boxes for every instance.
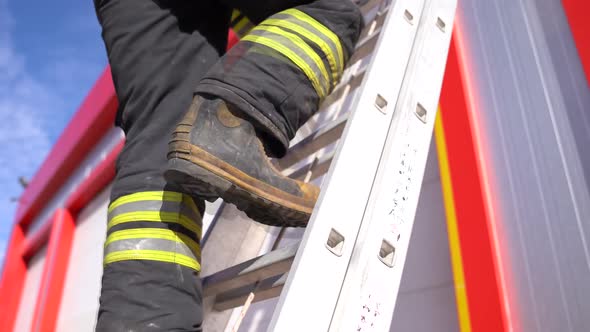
[166,95,319,227]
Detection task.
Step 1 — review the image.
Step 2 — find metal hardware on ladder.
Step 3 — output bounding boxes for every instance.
[327,0,457,330]
[375,94,388,114]
[198,0,456,329]
[415,102,428,123]
[378,239,396,268]
[269,0,428,330]
[325,228,346,257]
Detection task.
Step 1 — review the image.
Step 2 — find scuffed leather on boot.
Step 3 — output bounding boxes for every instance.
[166,95,319,227]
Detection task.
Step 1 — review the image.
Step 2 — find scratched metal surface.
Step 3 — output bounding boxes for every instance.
[390,142,458,332]
[460,0,590,330]
[202,0,459,330]
[226,144,459,332]
[211,2,390,329]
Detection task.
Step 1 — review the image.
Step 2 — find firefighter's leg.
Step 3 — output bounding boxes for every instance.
[92,0,230,330]
[166,0,363,226]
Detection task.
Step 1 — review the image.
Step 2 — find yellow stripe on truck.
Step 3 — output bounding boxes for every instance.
[435,109,472,332]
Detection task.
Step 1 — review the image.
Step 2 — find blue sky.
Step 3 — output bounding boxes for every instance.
[0,0,107,266]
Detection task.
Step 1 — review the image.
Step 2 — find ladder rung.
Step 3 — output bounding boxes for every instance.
[360,0,389,18]
[202,243,297,297]
[213,273,288,311]
[358,6,388,43]
[321,69,366,112]
[285,9,387,169]
[202,10,381,304]
[349,27,381,65]
[287,150,335,181]
[276,115,348,171]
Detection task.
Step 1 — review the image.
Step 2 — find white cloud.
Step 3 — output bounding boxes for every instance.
[0,0,106,239]
[0,3,53,182]
[0,0,106,272]
[0,0,66,235]
[0,2,22,83]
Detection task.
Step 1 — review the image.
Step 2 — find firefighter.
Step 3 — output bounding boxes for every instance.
[92,0,363,330]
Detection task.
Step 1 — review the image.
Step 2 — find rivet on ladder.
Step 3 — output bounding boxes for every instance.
[404,10,414,24]
[436,17,446,32]
[326,228,345,257]
[378,239,396,268]
[415,103,427,123]
[375,94,388,114]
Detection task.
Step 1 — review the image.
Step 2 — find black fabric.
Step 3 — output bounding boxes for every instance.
[94,0,230,203]
[93,0,222,330]
[94,0,362,330]
[196,0,364,156]
[97,261,203,331]
[218,0,314,23]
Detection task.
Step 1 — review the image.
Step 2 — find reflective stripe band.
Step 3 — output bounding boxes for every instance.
[282,9,344,74]
[108,200,201,232]
[104,250,201,271]
[263,15,342,84]
[230,10,255,38]
[108,211,202,238]
[233,17,255,37]
[105,228,201,259]
[109,191,198,215]
[104,228,201,271]
[107,191,202,238]
[245,29,328,98]
[231,9,240,22]
[106,238,200,262]
[244,27,329,99]
[262,18,340,84]
[254,25,331,91]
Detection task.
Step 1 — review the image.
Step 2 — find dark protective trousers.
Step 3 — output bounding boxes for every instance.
[93,0,362,330]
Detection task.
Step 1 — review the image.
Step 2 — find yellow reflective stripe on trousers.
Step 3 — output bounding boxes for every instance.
[231,9,240,21]
[233,17,254,37]
[107,211,202,238]
[104,228,201,271]
[104,250,201,271]
[244,27,329,99]
[252,25,331,90]
[282,9,344,74]
[108,191,198,215]
[107,191,202,238]
[262,16,342,84]
[105,228,201,258]
[242,34,325,99]
[230,9,255,38]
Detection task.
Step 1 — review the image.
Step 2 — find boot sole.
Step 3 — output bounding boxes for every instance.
[165,156,312,227]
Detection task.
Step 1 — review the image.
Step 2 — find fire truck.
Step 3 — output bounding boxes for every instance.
[1,0,589,331]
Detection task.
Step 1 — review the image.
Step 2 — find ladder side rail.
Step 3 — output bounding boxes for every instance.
[328,1,457,330]
[268,1,426,330]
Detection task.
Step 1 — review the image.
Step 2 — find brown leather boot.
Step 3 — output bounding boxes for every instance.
[165,96,319,227]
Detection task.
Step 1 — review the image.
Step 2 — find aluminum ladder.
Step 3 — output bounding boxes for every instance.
[200,0,457,330]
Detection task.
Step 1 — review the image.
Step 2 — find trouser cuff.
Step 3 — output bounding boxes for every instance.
[196,79,292,157]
